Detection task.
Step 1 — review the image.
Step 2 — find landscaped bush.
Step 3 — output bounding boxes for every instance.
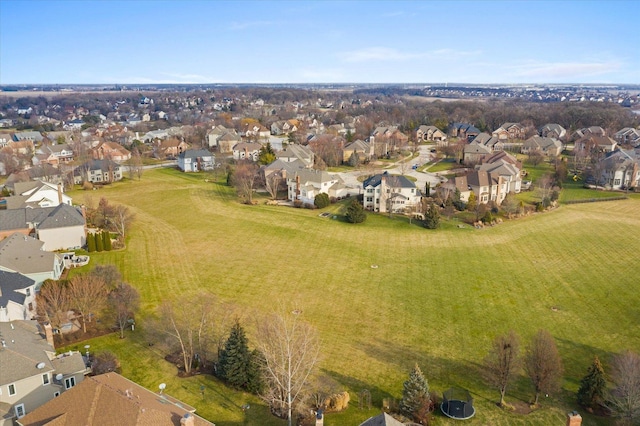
[323,391,350,412]
[304,203,316,209]
[293,200,303,208]
[314,193,330,209]
[82,181,93,190]
[86,232,96,252]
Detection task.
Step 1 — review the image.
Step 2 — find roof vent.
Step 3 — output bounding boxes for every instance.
[37,362,46,369]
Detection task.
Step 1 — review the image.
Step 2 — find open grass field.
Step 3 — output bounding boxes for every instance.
[67,167,640,425]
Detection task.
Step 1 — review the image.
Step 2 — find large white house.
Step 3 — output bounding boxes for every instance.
[6,182,71,210]
[598,149,640,189]
[177,149,215,172]
[362,172,421,213]
[286,169,351,204]
[0,234,64,286]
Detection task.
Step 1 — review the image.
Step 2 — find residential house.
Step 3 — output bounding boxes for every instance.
[362,171,421,213]
[574,135,617,153]
[32,144,74,167]
[439,175,472,203]
[92,141,131,163]
[342,139,373,163]
[177,149,215,172]
[614,127,640,146]
[0,272,36,322]
[215,131,242,153]
[7,140,35,156]
[141,129,170,143]
[539,123,567,140]
[232,142,262,162]
[154,138,189,159]
[370,126,409,156]
[416,125,447,143]
[74,159,123,184]
[521,136,563,157]
[463,141,492,165]
[242,123,270,140]
[598,149,640,189]
[34,204,86,251]
[466,170,506,205]
[276,144,315,168]
[13,132,44,144]
[63,119,84,130]
[286,169,345,204]
[0,204,86,250]
[572,126,606,141]
[261,158,306,181]
[492,122,526,141]
[0,233,64,285]
[0,320,87,425]
[0,133,12,147]
[18,372,213,426]
[450,123,480,141]
[6,181,71,210]
[473,132,504,151]
[476,151,522,196]
[4,165,66,188]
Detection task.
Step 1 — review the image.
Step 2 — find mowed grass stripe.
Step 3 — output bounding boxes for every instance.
[67,169,640,425]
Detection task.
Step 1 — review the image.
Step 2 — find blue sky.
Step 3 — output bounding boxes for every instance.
[1,0,638,84]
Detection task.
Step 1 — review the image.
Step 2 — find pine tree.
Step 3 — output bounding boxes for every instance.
[87,233,96,252]
[424,203,440,229]
[348,151,360,167]
[218,320,251,390]
[577,356,607,410]
[467,192,477,212]
[400,364,430,419]
[346,200,366,224]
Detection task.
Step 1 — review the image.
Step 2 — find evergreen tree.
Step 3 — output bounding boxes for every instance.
[399,364,430,419]
[258,143,276,165]
[314,193,330,209]
[424,203,440,229]
[577,356,607,410]
[348,151,360,167]
[96,232,104,251]
[345,200,366,224]
[467,192,477,212]
[102,231,112,251]
[87,232,96,252]
[218,320,251,390]
[246,349,264,394]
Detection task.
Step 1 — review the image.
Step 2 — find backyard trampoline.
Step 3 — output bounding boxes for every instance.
[441,388,475,420]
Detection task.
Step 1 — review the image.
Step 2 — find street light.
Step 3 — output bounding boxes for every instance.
[84,345,90,358]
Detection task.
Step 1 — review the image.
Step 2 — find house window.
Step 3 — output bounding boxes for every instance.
[64,377,75,389]
[614,179,621,185]
[26,288,31,296]
[8,384,16,396]
[42,373,50,385]
[14,404,25,419]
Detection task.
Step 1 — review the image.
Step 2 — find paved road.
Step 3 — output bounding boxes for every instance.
[336,144,446,193]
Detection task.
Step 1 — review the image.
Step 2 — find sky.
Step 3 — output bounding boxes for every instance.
[1,0,638,85]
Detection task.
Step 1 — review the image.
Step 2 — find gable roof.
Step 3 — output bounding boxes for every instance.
[0,233,61,275]
[37,204,85,230]
[363,172,416,189]
[0,320,60,386]
[178,149,213,159]
[0,271,35,308]
[19,373,214,426]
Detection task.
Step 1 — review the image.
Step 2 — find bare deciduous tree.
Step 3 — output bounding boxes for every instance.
[112,204,135,238]
[484,330,521,407]
[524,329,564,405]
[36,280,70,331]
[156,293,233,375]
[264,172,282,200]
[90,264,122,290]
[108,283,140,339]
[231,161,259,204]
[256,311,320,426]
[68,274,108,333]
[609,350,640,424]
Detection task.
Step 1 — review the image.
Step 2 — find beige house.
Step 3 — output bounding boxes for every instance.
[342,139,373,163]
[0,233,64,286]
[492,123,526,141]
[521,136,563,157]
[416,125,447,142]
[0,321,87,425]
[286,169,345,204]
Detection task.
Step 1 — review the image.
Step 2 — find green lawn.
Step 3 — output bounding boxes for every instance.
[66,168,640,425]
[426,158,459,173]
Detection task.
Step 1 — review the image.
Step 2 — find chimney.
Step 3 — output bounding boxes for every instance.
[296,174,301,198]
[180,413,195,426]
[57,182,63,205]
[566,411,582,426]
[44,323,55,349]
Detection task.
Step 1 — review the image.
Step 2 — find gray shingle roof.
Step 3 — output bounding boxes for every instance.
[0,321,55,386]
[0,233,61,275]
[37,204,85,230]
[363,172,416,189]
[0,270,35,307]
